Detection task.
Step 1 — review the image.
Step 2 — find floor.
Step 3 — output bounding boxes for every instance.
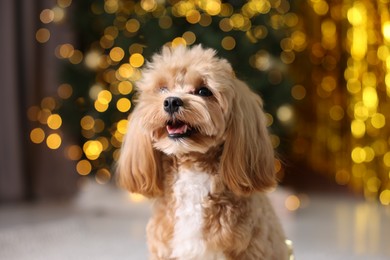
[0,179,389,260]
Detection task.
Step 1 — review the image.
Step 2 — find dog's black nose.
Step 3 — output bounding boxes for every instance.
[164,97,183,114]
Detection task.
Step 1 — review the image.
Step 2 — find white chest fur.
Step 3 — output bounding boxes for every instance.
[170,169,225,260]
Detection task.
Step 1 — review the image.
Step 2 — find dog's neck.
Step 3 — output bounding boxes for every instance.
[170,144,223,175]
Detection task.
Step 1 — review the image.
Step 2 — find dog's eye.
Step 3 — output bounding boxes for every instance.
[196,87,213,97]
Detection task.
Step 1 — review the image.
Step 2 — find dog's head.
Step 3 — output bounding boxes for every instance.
[117,45,276,197]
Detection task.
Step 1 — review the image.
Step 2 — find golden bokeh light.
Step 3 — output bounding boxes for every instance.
[117,119,128,134]
[94,100,109,112]
[116,98,131,112]
[126,19,140,33]
[36,28,50,43]
[128,192,146,203]
[57,0,72,8]
[172,37,187,47]
[40,9,54,24]
[118,81,133,95]
[76,160,92,176]
[109,47,125,62]
[83,140,103,160]
[46,133,62,149]
[80,115,95,130]
[84,51,101,69]
[97,90,112,105]
[285,195,300,211]
[129,53,144,68]
[47,114,62,130]
[221,36,236,50]
[182,31,196,45]
[30,128,45,144]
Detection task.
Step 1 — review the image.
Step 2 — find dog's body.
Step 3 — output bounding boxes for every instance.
[118,45,289,260]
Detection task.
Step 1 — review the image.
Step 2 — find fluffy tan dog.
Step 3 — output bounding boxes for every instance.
[118,45,289,260]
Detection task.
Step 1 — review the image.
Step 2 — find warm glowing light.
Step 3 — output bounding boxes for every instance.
[47,114,62,130]
[351,119,366,138]
[46,133,62,149]
[97,90,112,105]
[84,51,101,69]
[277,105,294,123]
[117,119,128,134]
[117,98,131,112]
[129,53,144,68]
[383,152,390,167]
[52,7,65,22]
[351,147,366,163]
[205,0,221,16]
[221,36,236,50]
[141,0,157,12]
[285,195,300,211]
[40,9,54,24]
[36,28,50,43]
[159,16,172,29]
[186,10,201,24]
[83,140,103,160]
[182,31,196,45]
[94,100,109,112]
[76,160,92,176]
[118,81,133,95]
[80,115,95,130]
[382,21,390,41]
[118,64,134,78]
[109,47,125,62]
[57,0,72,8]
[371,113,385,129]
[362,87,378,109]
[172,37,187,47]
[128,193,146,203]
[291,85,306,100]
[126,19,140,33]
[69,50,83,64]
[379,190,390,205]
[41,97,56,110]
[30,128,45,144]
[347,5,366,26]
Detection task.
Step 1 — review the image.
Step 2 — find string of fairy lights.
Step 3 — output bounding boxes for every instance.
[29,0,390,205]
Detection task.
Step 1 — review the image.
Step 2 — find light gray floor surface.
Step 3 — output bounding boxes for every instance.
[1,179,389,260]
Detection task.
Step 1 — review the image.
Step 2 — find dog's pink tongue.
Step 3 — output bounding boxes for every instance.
[167,124,188,134]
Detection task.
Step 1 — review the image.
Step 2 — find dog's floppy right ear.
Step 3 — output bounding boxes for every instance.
[117,107,163,197]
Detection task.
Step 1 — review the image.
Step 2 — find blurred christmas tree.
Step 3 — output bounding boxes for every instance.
[30,0,300,184]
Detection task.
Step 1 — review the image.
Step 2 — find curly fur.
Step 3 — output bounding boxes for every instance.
[117,45,288,260]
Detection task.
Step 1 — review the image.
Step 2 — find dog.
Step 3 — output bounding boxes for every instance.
[117,45,289,260]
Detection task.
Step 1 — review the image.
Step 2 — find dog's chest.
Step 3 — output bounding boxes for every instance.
[171,169,225,260]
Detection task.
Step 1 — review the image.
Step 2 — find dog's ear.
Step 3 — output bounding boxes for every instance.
[116,108,163,197]
[220,79,276,196]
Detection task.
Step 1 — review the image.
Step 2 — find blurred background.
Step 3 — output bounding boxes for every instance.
[1,0,390,259]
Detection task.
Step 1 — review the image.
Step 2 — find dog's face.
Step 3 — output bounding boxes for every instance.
[118,45,276,197]
[134,46,234,155]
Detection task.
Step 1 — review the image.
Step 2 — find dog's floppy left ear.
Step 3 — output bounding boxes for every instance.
[116,108,163,198]
[220,79,276,196]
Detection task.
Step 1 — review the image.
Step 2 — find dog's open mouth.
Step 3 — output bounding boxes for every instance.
[166,120,193,138]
